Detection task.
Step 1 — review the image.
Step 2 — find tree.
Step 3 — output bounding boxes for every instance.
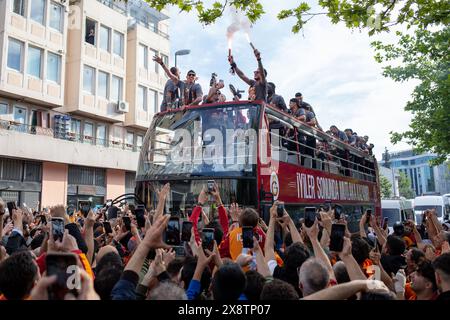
[380,176,392,198]
[373,28,450,165]
[145,0,450,163]
[398,171,416,199]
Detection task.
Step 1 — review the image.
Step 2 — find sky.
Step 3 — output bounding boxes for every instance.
[167,0,416,161]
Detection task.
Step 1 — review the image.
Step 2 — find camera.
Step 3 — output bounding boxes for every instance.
[210,73,218,87]
[229,84,244,101]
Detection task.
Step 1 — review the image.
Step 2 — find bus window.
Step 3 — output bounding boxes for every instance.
[137,104,260,179]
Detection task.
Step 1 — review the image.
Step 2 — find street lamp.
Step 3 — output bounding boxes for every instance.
[174,49,191,68]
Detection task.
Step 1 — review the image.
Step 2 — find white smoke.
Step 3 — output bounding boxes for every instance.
[226,7,252,50]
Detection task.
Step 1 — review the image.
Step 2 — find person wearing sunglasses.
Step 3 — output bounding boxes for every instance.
[182,70,203,106]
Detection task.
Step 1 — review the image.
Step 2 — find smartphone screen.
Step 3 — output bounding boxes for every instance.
[46,253,78,300]
[181,221,193,242]
[51,218,65,242]
[7,201,17,214]
[329,224,346,252]
[103,221,113,234]
[165,217,181,246]
[242,226,254,249]
[382,217,389,229]
[67,206,75,217]
[334,205,343,220]
[122,216,132,231]
[107,206,119,220]
[79,201,91,218]
[277,204,284,218]
[207,180,215,193]
[201,228,215,252]
[173,245,186,257]
[304,207,317,228]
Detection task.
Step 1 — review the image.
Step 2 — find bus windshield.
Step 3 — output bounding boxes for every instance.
[137,104,260,181]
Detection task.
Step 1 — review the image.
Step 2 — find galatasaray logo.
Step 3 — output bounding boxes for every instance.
[270,171,279,200]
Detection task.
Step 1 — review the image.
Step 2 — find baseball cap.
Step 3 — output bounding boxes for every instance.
[295,92,302,97]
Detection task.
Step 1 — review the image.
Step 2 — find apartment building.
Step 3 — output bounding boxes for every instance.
[380,150,450,196]
[0,0,170,209]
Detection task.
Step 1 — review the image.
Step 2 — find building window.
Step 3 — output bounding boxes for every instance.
[149,89,157,113]
[30,0,46,25]
[0,103,8,115]
[49,2,63,32]
[138,86,147,111]
[84,122,94,142]
[136,135,143,150]
[126,132,134,147]
[1,158,23,181]
[150,49,158,73]
[98,71,109,99]
[24,161,42,182]
[83,65,95,94]
[139,44,148,69]
[112,125,122,143]
[70,119,81,141]
[85,19,96,45]
[161,54,169,66]
[113,31,124,57]
[68,165,105,187]
[99,25,111,52]
[12,0,25,16]
[111,75,123,102]
[7,38,23,72]
[96,124,106,146]
[47,52,61,83]
[27,46,43,78]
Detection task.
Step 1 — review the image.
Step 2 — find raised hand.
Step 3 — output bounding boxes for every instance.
[337,237,352,258]
[254,49,261,60]
[198,188,208,206]
[152,55,163,65]
[229,203,241,222]
[142,214,171,250]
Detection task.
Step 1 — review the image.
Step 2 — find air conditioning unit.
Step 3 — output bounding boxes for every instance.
[116,101,129,113]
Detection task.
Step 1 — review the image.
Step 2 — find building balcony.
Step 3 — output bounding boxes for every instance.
[0,119,141,171]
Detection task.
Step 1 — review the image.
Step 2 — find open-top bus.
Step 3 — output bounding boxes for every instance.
[136,101,381,232]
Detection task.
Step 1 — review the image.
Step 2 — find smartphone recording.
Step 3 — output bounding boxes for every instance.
[329,224,346,252]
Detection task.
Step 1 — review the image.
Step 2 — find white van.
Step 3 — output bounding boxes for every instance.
[381,199,412,231]
[414,195,450,223]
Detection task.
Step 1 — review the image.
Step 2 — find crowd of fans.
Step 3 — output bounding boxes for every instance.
[1,183,449,301]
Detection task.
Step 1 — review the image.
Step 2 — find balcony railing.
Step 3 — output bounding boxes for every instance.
[0,119,142,152]
[132,18,170,39]
[97,0,127,16]
[97,0,170,39]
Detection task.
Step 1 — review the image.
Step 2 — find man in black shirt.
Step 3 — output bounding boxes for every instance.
[228,47,267,102]
[433,252,450,300]
[267,82,287,112]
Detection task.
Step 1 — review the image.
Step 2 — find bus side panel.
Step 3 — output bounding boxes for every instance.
[259,159,378,206]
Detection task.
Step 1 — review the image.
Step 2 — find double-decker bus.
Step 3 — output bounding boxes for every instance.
[136,101,381,232]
